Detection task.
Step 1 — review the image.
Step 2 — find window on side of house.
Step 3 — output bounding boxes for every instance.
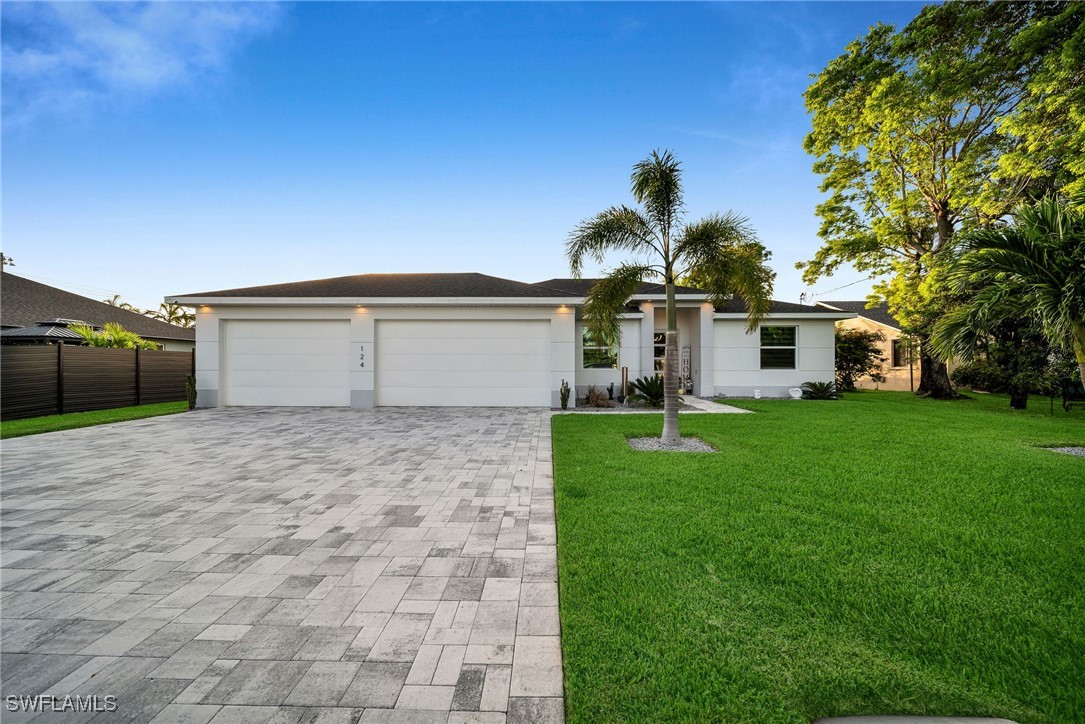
[653,331,666,371]
[582,331,617,369]
[891,338,909,368]
[760,325,797,369]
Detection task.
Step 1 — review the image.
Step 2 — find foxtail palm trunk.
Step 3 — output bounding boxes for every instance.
[662,282,680,444]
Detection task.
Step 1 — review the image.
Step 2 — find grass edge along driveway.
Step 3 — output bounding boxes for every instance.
[1,401,188,439]
[552,391,1084,723]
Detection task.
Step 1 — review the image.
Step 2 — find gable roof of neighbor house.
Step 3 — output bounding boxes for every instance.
[1,271,195,342]
[175,273,581,300]
[816,300,900,329]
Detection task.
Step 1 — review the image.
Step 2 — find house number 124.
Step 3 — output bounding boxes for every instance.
[358,345,366,369]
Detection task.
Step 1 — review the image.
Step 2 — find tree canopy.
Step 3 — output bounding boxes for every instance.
[800,0,1079,397]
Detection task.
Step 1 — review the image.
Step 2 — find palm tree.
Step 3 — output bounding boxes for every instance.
[932,196,1085,384]
[103,294,137,311]
[146,303,194,328]
[567,149,775,444]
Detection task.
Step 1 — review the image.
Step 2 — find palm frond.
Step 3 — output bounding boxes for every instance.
[950,195,1085,349]
[566,206,661,277]
[631,149,684,240]
[582,263,655,346]
[676,213,775,332]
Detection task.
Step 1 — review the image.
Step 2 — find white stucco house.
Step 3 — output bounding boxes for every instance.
[167,273,854,409]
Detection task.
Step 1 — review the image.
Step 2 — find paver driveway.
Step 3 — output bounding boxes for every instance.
[1,407,562,724]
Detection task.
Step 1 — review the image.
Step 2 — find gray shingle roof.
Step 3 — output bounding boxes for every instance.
[175,273,580,299]
[817,300,900,328]
[716,298,844,315]
[1,272,195,341]
[533,278,708,296]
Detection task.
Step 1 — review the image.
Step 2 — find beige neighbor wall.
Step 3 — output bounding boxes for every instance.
[835,317,917,391]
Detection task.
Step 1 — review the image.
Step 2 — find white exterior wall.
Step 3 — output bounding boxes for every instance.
[193,304,575,409]
[153,339,195,352]
[712,317,836,397]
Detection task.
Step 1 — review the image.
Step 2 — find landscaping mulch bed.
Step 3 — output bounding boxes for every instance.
[627,436,716,452]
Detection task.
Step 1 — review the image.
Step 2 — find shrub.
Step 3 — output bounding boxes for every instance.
[185,373,198,411]
[801,380,840,399]
[585,385,612,408]
[951,359,1007,392]
[627,375,666,407]
[560,379,571,410]
[835,328,886,391]
[70,322,159,350]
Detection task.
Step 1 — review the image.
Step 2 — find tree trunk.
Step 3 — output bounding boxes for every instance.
[916,341,957,399]
[661,282,680,445]
[1008,387,1029,410]
[1074,323,1085,385]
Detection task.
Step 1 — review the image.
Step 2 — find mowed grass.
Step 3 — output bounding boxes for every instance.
[1,401,188,439]
[552,391,1084,723]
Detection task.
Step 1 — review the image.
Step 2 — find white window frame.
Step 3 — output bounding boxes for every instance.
[760,325,797,370]
[582,330,618,370]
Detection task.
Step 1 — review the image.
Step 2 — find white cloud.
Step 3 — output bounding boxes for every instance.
[2,2,283,127]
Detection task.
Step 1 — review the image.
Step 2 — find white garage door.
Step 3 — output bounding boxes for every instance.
[224,320,350,407]
[376,320,550,407]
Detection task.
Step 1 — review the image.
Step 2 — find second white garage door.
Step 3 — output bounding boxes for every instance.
[376,320,550,406]
[224,320,350,407]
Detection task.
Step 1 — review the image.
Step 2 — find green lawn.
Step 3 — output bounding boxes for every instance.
[552,391,1084,723]
[1,401,188,439]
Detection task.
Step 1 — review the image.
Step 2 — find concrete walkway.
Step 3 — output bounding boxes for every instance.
[1,407,562,723]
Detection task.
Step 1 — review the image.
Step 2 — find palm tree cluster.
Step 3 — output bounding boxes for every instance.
[566,150,774,444]
[933,196,1085,386]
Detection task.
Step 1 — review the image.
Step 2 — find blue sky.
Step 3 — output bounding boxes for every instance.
[2,1,925,312]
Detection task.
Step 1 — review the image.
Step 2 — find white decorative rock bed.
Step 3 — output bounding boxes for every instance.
[628,436,717,452]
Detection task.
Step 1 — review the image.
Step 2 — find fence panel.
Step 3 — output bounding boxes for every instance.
[1,346,193,420]
[63,347,138,413]
[0,347,58,420]
[140,351,192,404]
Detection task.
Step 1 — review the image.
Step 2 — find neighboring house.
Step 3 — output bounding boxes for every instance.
[815,300,919,391]
[0,271,195,351]
[167,272,854,409]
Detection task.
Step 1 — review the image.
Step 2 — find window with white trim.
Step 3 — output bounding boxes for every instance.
[760,326,797,369]
[582,331,617,369]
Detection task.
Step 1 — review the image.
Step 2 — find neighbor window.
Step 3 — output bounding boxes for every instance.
[891,339,910,368]
[582,331,617,369]
[653,331,666,371]
[760,326,796,369]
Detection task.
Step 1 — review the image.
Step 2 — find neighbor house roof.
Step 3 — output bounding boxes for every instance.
[533,278,707,296]
[1,272,195,342]
[816,300,900,329]
[0,320,85,342]
[174,273,581,300]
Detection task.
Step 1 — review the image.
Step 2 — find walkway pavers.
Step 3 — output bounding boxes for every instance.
[1,407,563,723]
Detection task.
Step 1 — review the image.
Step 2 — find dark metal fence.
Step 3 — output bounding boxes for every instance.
[1,346,194,421]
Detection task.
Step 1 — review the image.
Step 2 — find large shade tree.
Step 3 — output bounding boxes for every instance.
[566,150,774,444]
[932,196,1085,388]
[800,0,1072,399]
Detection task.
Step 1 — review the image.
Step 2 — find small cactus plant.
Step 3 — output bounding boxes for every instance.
[559,379,571,410]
